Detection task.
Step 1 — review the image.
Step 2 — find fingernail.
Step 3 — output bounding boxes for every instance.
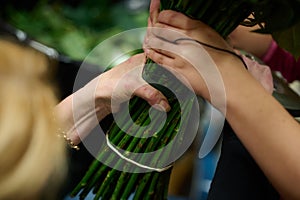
[155,99,171,112]
[144,48,150,55]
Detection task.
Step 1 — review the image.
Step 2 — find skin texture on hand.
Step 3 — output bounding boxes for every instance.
[228,25,273,58]
[145,9,273,106]
[145,3,300,199]
[55,53,170,145]
[144,10,239,109]
[149,0,160,25]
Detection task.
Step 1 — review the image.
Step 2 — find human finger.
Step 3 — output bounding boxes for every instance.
[147,24,187,43]
[157,10,200,30]
[134,84,171,112]
[149,0,160,24]
[146,0,160,48]
[154,10,233,52]
[145,29,199,63]
[107,54,171,112]
[146,48,175,67]
[144,32,176,61]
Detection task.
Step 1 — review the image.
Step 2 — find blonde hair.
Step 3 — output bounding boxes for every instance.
[0,39,67,199]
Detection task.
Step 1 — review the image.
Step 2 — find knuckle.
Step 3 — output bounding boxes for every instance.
[156,55,164,65]
[147,88,160,100]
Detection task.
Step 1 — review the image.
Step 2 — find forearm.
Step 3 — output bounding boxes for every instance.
[222,59,300,199]
[55,53,170,145]
[228,25,273,58]
[55,77,110,145]
[146,9,300,198]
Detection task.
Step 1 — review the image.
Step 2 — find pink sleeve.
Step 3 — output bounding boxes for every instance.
[261,40,300,83]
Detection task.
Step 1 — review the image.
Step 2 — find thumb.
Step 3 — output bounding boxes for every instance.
[134,83,171,112]
[149,0,160,24]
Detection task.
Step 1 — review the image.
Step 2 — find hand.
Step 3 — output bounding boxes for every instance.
[144,10,245,106]
[149,0,160,25]
[149,10,233,52]
[144,10,273,104]
[228,25,273,58]
[55,53,170,144]
[95,53,170,113]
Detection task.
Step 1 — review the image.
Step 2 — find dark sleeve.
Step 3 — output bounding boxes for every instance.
[207,123,280,200]
[262,40,300,83]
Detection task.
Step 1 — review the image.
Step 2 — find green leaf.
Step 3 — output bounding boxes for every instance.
[59,31,90,60]
[272,22,300,59]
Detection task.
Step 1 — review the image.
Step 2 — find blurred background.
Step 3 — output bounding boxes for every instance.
[0,0,150,61]
[0,1,220,199]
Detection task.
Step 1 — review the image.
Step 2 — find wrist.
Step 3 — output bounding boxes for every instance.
[223,57,270,116]
[94,97,111,121]
[214,55,251,113]
[93,76,112,120]
[57,82,109,145]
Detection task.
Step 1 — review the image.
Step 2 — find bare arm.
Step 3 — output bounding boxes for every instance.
[145,9,300,199]
[224,61,300,199]
[228,25,273,58]
[55,53,170,145]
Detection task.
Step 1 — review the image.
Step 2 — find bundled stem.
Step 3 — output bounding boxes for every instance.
[71,0,262,199]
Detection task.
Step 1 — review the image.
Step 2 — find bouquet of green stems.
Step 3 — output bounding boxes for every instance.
[71,0,300,199]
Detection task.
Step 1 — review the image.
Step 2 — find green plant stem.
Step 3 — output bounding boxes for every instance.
[71,0,261,199]
[91,105,153,198]
[70,98,148,197]
[120,173,140,199]
[132,107,182,199]
[109,99,181,199]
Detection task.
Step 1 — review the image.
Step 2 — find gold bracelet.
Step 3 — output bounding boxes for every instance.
[58,128,80,151]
